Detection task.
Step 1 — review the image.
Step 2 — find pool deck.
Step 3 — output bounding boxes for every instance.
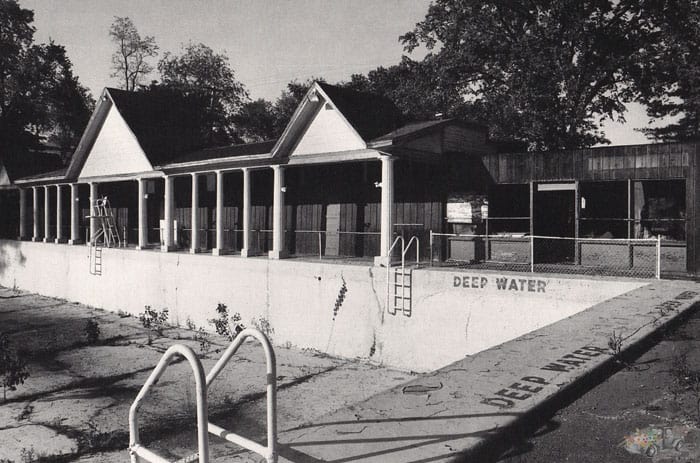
[269,279,700,462]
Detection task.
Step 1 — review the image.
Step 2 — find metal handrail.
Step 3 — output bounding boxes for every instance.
[206,328,277,463]
[403,236,419,265]
[386,235,404,315]
[128,329,277,463]
[129,344,209,463]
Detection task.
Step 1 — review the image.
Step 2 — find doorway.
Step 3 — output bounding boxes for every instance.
[534,184,575,263]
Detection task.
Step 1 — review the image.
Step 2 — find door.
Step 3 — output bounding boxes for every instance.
[325,204,341,256]
[534,184,575,263]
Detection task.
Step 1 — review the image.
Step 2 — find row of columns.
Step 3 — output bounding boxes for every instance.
[16,156,396,263]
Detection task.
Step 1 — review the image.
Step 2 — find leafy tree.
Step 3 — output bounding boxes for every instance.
[109,16,158,91]
[158,42,248,145]
[272,78,323,135]
[633,1,700,142]
[342,57,461,121]
[234,98,277,142]
[0,1,93,160]
[400,1,660,150]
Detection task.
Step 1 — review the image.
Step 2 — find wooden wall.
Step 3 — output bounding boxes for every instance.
[483,142,693,184]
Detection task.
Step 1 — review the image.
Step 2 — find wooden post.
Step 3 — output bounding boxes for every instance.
[162,176,175,252]
[137,179,148,249]
[269,165,287,259]
[69,184,80,245]
[190,173,200,254]
[32,186,40,241]
[43,185,51,242]
[213,170,225,255]
[375,156,395,266]
[574,180,580,264]
[628,178,634,269]
[89,182,98,243]
[55,185,63,243]
[18,188,27,240]
[241,168,252,257]
[530,181,535,271]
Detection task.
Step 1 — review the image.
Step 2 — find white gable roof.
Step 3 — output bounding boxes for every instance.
[78,104,153,179]
[290,103,365,156]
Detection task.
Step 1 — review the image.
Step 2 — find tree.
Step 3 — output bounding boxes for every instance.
[401,1,661,150]
[0,1,94,160]
[158,42,248,145]
[234,99,277,142]
[109,16,158,91]
[342,57,461,121]
[633,1,700,142]
[272,78,323,135]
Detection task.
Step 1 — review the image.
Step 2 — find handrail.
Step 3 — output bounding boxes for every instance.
[403,236,419,265]
[129,345,209,463]
[206,328,277,463]
[386,235,404,315]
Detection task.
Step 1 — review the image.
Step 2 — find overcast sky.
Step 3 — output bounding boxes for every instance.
[22,0,666,146]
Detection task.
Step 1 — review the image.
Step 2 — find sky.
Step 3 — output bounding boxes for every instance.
[21,0,667,146]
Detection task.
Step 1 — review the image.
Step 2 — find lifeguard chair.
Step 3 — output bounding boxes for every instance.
[87,196,122,275]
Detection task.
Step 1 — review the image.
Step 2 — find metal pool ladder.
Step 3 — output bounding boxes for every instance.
[128,328,277,463]
[386,235,420,317]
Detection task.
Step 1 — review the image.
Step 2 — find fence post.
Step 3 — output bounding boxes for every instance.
[429,230,433,266]
[530,235,534,273]
[318,231,322,261]
[656,235,661,279]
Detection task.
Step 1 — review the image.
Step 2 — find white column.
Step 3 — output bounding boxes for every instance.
[212,171,225,256]
[137,179,148,250]
[190,173,200,254]
[55,185,63,243]
[375,156,395,266]
[240,168,252,257]
[43,185,51,242]
[89,182,98,243]
[18,188,27,240]
[69,184,80,244]
[269,165,287,259]
[32,187,39,241]
[162,175,175,252]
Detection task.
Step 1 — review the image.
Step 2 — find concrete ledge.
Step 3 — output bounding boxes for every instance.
[160,245,177,252]
[268,249,288,259]
[273,280,700,462]
[211,248,228,256]
[68,239,83,245]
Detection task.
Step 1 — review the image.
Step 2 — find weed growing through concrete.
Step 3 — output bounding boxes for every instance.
[208,303,244,342]
[185,316,196,331]
[607,330,624,357]
[333,276,348,320]
[0,332,29,402]
[195,327,211,356]
[139,306,169,345]
[251,316,274,341]
[84,318,100,344]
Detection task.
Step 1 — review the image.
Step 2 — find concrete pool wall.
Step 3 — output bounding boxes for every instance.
[0,240,645,371]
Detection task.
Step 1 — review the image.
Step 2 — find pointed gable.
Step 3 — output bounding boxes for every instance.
[290,103,365,156]
[273,82,403,160]
[78,103,153,179]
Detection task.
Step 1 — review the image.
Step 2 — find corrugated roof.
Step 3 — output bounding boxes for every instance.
[163,140,277,166]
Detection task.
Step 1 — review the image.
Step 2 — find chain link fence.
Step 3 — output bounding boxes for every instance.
[430,231,665,278]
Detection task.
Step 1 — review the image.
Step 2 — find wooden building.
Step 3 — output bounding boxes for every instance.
[1,81,699,276]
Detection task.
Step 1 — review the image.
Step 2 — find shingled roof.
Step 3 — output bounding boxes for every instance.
[0,147,64,186]
[316,82,404,142]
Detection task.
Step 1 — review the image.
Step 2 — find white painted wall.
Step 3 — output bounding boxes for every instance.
[0,241,645,371]
[290,106,365,156]
[79,107,152,179]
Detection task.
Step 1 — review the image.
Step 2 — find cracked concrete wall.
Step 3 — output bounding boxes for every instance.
[0,241,645,371]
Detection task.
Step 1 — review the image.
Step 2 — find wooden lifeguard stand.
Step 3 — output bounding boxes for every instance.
[87,196,122,275]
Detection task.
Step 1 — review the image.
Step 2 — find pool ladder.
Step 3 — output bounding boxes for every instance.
[387,235,420,317]
[128,328,277,463]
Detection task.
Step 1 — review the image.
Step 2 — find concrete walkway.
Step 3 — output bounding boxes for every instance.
[268,280,700,462]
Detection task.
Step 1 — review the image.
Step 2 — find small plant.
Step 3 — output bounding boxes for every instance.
[0,332,29,402]
[333,276,348,320]
[116,309,130,318]
[607,330,624,357]
[185,316,197,331]
[84,318,100,344]
[251,316,274,340]
[194,327,211,356]
[208,303,244,341]
[139,306,169,344]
